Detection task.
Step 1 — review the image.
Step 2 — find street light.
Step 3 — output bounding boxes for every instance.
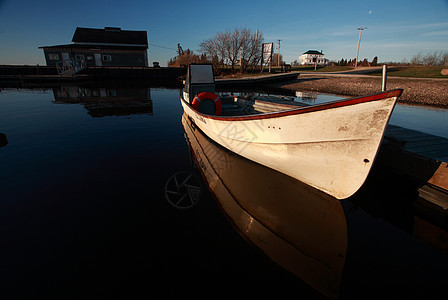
[355,27,367,67]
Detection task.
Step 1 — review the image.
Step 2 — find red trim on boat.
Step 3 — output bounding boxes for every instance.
[182,89,403,121]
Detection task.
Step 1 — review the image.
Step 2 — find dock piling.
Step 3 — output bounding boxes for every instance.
[0,133,7,148]
[382,64,387,91]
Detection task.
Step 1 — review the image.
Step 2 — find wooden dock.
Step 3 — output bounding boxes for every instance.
[215,71,299,87]
[0,65,186,86]
[0,74,92,83]
[379,124,448,208]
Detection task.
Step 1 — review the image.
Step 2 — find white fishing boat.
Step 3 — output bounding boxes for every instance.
[180,63,403,199]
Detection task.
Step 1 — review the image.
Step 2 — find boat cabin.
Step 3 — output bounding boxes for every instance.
[184,64,216,102]
[183,64,220,115]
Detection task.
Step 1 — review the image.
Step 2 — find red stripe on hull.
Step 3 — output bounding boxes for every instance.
[182,89,403,121]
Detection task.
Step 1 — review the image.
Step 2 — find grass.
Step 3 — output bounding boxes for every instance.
[315,66,354,72]
[217,65,448,79]
[370,66,447,78]
[292,65,447,78]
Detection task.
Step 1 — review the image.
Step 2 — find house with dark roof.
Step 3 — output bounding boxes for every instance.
[299,50,326,66]
[39,27,148,67]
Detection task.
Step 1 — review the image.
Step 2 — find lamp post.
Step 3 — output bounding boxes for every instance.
[355,27,366,68]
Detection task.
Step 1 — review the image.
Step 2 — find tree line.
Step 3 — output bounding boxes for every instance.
[406,51,448,66]
[169,27,264,72]
[328,52,448,67]
[169,28,448,69]
[328,56,379,67]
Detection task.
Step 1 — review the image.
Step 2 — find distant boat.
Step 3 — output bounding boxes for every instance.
[180,63,403,199]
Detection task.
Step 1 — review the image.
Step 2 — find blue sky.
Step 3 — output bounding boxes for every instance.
[0,0,447,66]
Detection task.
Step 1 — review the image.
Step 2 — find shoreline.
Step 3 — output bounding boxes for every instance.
[275,74,448,109]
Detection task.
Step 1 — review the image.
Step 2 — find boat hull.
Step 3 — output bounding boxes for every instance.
[181,90,401,199]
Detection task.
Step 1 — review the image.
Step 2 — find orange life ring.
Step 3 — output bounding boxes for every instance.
[191,92,222,116]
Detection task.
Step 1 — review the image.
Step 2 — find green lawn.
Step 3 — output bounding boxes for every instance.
[371,66,447,78]
[219,65,448,79]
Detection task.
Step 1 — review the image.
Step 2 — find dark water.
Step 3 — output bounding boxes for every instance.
[1,86,447,299]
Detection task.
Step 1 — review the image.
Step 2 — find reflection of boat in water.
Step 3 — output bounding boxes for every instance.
[180,64,403,199]
[182,113,347,299]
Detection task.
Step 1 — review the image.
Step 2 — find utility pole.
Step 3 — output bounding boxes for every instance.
[355,27,366,67]
[177,43,184,56]
[277,39,281,67]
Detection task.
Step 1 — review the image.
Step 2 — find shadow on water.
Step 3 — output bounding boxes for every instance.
[181,111,448,298]
[338,164,448,298]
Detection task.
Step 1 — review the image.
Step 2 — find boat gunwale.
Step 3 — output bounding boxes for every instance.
[181,89,403,121]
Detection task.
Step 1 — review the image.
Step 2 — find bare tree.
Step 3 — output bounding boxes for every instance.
[410,51,448,66]
[423,51,439,65]
[227,28,241,70]
[200,27,263,72]
[442,52,448,66]
[410,53,423,65]
[239,28,263,71]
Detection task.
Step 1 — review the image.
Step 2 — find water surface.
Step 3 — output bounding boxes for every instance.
[1,86,447,298]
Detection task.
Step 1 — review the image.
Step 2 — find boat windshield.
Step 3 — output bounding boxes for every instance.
[189,64,214,84]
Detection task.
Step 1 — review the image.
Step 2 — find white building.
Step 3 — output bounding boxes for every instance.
[299,50,326,66]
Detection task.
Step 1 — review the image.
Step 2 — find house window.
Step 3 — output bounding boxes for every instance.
[103,55,112,62]
[48,54,59,60]
[75,55,85,62]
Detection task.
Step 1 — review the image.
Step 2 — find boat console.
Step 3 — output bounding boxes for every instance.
[183,64,216,104]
